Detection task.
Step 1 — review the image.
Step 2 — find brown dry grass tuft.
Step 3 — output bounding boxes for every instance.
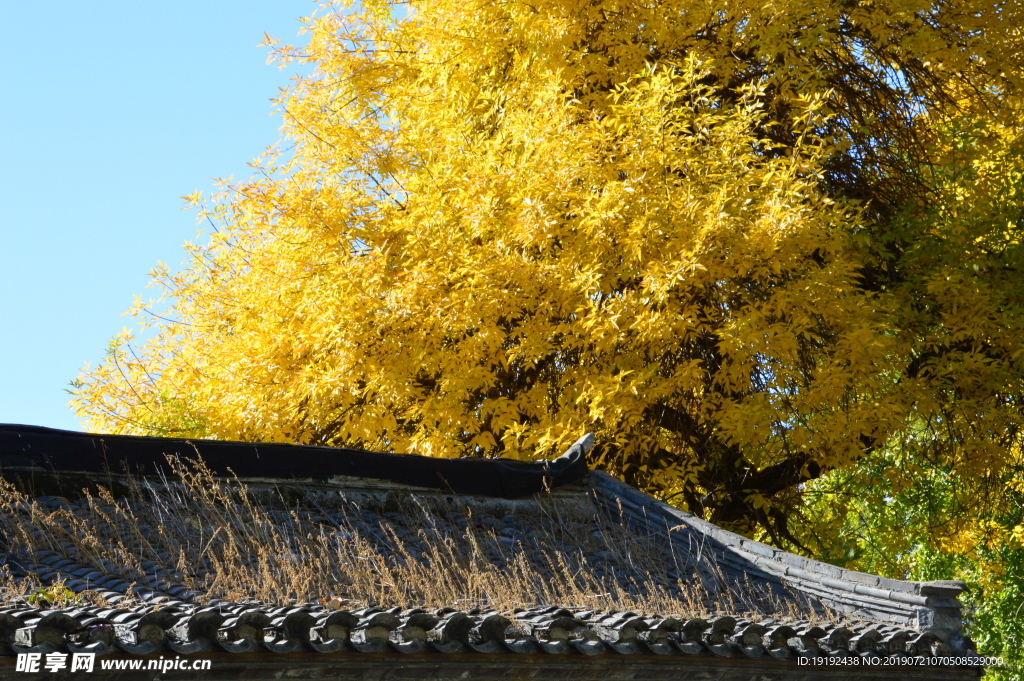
[0,459,825,622]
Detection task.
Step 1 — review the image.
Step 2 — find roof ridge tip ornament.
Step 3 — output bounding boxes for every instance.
[539,434,594,490]
[550,433,595,467]
[918,580,968,598]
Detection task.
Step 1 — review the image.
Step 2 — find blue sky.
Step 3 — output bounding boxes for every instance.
[1,1,316,432]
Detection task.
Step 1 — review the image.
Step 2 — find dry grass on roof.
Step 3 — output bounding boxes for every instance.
[0,459,827,622]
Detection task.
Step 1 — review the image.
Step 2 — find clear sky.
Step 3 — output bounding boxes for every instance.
[1,1,316,432]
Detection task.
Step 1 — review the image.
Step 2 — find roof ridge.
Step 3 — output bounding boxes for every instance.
[0,425,590,499]
[589,471,966,640]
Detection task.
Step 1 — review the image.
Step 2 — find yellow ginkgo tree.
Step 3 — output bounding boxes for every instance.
[72,0,1024,549]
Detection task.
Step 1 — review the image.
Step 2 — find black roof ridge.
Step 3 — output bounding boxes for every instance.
[0,425,591,500]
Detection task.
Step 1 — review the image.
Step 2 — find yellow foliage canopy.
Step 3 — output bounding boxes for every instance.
[72,0,1024,543]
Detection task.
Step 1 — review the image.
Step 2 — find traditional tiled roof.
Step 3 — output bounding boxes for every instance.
[0,425,984,677]
[0,601,972,660]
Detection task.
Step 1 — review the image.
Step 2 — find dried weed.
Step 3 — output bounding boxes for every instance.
[0,461,821,622]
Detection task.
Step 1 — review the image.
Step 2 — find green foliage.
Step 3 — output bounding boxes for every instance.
[26,581,81,608]
[799,438,1024,680]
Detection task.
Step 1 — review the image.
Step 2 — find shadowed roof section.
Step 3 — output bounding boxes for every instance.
[0,424,589,499]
